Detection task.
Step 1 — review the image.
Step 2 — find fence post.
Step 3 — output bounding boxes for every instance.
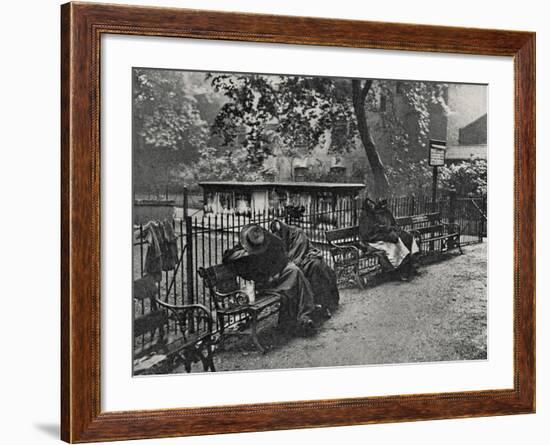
[448,189,457,225]
[183,187,195,307]
[185,225,194,305]
[139,224,144,277]
[183,186,188,220]
[481,196,487,242]
[478,219,483,243]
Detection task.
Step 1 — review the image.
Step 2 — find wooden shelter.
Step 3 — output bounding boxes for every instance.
[199,181,365,216]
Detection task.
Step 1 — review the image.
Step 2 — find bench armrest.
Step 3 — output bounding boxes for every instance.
[154,299,214,332]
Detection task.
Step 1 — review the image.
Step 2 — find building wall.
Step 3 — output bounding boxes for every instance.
[428,100,449,141]
[267,82,487,183]
[447,84,488,145]
[459,114,487,145]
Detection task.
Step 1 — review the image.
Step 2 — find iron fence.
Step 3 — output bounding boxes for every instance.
[133,218,189,356]
[133,191,486,356]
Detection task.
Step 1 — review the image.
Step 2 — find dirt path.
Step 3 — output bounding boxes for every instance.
[177,243,487,373]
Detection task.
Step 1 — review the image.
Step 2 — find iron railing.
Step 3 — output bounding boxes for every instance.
[133,192,486,355]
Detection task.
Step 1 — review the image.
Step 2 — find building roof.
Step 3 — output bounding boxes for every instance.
[445,144,487,161]
[458,114,487,145]
[199,181,365,192]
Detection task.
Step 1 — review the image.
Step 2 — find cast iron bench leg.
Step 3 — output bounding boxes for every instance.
[249,310,265,354]
[199,348,209,372]
[207,339,216,372]
[457,235,463,254]
[355,268,366,289]
[199,343,216,372]
[354,262,365,289]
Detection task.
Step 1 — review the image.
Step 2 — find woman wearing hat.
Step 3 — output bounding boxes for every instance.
[222,224,317,335]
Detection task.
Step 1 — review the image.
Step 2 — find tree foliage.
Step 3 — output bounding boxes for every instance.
[133,69,213,192]
[209,73,448,197]
[193,145,278,183]
[208,74,356,165]
[132,69,456,198]
[133,69,210,153]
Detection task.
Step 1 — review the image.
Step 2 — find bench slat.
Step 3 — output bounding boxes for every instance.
[396,212,441,227]
[325,225,360,242]
[419,234,459,243]
[250,294,282,310]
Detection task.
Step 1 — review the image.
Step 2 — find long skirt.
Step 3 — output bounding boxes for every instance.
[257,262,316,326]
[300,257,340,312]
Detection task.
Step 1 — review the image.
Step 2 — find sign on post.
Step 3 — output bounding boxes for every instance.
[429,139,446,213]
[429,139,446,166]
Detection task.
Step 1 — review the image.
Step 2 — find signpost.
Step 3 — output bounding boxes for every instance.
[429,139,446,210]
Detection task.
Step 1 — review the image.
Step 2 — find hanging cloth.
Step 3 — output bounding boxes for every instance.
[144,222,163,282]
[161,219,178,271]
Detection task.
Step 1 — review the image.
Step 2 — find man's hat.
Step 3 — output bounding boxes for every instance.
[240,224,269,255]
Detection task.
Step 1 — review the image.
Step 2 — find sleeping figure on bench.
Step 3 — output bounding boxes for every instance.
[358,198,419,281]
[270,219,339,318]
[222,224,317,336]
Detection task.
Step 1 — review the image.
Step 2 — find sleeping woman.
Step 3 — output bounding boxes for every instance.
[223,224,317,335]
[358,198,419,280]
[270,219,339,317]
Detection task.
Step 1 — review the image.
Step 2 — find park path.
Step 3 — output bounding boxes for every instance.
[177,243,487,373]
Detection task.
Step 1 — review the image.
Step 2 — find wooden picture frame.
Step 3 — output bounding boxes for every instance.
[61,2,535,442]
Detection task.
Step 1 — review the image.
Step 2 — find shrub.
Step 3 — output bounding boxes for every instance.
[439,159,487,196]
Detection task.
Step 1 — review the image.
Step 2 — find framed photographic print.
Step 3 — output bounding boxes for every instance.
[61,2,535,442]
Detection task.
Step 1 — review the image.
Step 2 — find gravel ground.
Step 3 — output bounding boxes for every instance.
[176,243,487,373]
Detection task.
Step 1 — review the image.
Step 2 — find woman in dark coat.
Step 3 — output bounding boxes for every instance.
[222,224,317,334]
[270,220,339,317]
[358,198,418,279]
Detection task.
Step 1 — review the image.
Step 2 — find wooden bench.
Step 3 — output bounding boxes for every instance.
[325,226,382,289]
[133,276,216,374]
[395,212,462,255]
[326,212,462,288]
[198,264,281,353]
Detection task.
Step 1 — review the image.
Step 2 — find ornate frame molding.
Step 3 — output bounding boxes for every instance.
[61,2,535,442]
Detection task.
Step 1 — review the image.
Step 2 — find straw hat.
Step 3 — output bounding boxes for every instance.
[240,224,269,255]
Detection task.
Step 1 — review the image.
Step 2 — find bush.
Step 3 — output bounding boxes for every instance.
[439,159,487,196]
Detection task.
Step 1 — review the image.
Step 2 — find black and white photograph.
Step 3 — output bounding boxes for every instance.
[132,68,488,375]
[3,0,546,442]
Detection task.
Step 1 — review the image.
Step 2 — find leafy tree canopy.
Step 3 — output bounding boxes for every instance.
[133,69,211,154]
[209,73,448,196]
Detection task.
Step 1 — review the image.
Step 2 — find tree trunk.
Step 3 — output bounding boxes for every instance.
[351,79,390,198]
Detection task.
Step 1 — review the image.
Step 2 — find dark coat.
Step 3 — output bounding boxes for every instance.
[358,200,416,256]
[222,230,287,285]
[358,203,400,244]
[222,229,315,324]
[272,221,339,311]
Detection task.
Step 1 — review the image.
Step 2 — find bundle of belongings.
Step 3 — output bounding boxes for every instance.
[141,219,179,282]
[358,198,419,281]
[222,224,325,336]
